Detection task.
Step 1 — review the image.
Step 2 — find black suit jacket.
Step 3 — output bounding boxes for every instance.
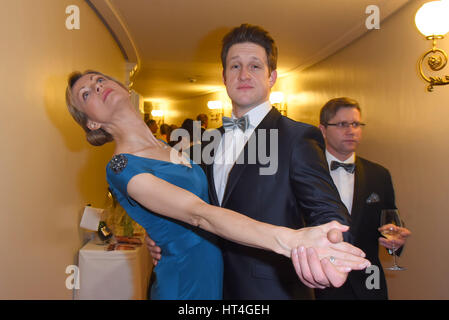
[204,108,351,300]
[315,156,396,300]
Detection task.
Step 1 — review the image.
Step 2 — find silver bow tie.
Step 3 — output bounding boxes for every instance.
[222,115,250,132]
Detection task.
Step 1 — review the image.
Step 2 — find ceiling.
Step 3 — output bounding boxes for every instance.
[89,0,410,101]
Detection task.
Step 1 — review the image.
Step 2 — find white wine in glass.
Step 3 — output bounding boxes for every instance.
[380,209,406,271]
[381,228,397,240]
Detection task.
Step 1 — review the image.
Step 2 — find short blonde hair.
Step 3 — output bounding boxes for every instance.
[65,70,127,146]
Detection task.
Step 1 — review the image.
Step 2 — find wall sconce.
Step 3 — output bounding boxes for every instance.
[415,0,449,91]
[269,91,287,116]
[207,100,223,122]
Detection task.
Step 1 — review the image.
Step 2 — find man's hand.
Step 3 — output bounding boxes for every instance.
[291,246,353,289]
[290,222,370,289]
[378,224,411,251]
[145,233,162,266]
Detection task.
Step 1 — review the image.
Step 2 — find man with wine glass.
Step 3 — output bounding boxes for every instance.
[316,97,411,300]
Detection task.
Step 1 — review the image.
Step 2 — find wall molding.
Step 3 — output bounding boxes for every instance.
[85,0,141,83]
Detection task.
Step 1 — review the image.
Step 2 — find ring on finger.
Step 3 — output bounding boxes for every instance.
[329,256,336,264]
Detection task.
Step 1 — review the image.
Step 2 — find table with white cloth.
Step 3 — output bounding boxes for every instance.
[76,239,152,300]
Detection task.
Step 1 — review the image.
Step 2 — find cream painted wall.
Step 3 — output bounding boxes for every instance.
[0,0,125,298]
[276,0,449,299]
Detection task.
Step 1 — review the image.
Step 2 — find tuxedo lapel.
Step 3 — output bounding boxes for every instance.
[350,157,367,231]
[221,107,281,207]
[205,127,225,206]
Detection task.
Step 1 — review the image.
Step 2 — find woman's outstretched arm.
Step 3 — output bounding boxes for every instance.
[128,172,369,273]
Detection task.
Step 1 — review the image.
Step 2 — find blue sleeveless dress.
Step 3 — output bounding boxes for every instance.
[106,153,223,300]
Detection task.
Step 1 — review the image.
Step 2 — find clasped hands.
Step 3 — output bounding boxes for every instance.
[145,221,371,290]
[287,221,370,289]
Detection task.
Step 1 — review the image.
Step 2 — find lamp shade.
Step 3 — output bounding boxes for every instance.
[415,0,449,37]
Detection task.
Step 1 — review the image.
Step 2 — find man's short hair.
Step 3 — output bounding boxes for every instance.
[320,97,361,126]
[221,23,278,74]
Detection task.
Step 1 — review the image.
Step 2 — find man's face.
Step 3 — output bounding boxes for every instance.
[319,107,362,160]
[223,42,277,112]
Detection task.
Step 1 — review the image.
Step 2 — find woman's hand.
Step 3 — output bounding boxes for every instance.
[292,246,352,289]
[293,221,369,268]
[285,221,371,288]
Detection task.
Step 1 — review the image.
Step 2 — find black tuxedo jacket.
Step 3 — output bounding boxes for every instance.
[315,156,396,300]
[203,108,350,300]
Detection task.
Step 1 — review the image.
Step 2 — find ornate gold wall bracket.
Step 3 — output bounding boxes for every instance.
[418,42,449,92]
[414,0,449,92]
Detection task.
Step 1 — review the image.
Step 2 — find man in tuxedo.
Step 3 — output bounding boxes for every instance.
[146,24,369,299]
[315,97,411,300]
[203,24,364,299]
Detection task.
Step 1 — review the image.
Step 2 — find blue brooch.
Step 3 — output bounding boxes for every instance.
[109,154,128,174]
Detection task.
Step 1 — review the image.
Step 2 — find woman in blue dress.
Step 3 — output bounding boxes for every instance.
[66,70,370,300]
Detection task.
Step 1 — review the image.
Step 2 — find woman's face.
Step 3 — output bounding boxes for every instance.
[71,73,129,126]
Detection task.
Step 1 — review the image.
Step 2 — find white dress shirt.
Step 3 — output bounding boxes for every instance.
[326,150,355,214]
[213,101,272,205]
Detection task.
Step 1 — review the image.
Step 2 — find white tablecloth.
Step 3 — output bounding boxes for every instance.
[76,240,152,300]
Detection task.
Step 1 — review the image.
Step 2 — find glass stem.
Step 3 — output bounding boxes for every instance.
[392,244,397,266]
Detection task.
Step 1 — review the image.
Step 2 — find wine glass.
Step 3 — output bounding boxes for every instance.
[380,209,406,271]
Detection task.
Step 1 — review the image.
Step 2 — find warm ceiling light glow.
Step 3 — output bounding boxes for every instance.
[151,110,164,117]
[207,101,223,109]
[415,0,449,37]
[269,92,285,104]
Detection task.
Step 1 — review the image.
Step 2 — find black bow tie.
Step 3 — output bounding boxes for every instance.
[330,161,355,174]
